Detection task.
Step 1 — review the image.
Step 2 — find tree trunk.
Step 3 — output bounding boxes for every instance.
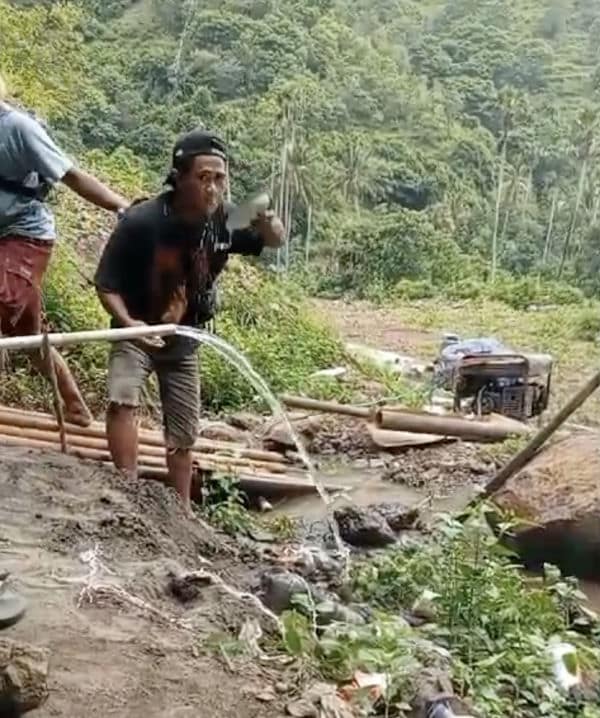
[591,191,600,226]
[542,185,559,268]
[521,166,533,221]
[285,189,294,273]
[276,140,288,273]
[491,137,508,281]
[499,172,518,245]
[305,204,313,266]
[558,156,588,279]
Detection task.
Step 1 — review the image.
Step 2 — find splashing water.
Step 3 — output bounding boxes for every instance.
[175,326,350,567]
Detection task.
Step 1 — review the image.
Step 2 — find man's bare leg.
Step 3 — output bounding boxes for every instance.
[166,448,193,512]
[30,347,93,427]
[107,403,139,474]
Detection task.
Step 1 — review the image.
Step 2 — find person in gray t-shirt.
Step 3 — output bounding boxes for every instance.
[0,73,129,426]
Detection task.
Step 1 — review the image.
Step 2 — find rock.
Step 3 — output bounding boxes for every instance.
[263,416,324,451]
[492,434,600,579]
[334,506,396,548]
[167,572,211,604]
[260,571,310,613]
[313,597,371,626]
[0,638,50,712]
[200,422,247,443]
[372,502,419,531]
[286,698,318,717]
[226,412,264,432]
[256,689,277,703]
[409,668,475,718]
[287,683,354,718]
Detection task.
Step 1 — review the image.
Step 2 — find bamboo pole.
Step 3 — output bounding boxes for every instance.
[0,433,306,485]
[131,464,342,497]
[375,408,525,441]
[41,332,67,453]
[0,434,330,496]
[280,394,524,442]
[280,395,372,419]
[0,408,287,464]
[0,424,297,475]
[0,324,178,352]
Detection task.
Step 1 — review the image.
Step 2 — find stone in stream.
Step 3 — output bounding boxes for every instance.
[259,571,312,613]
[492,434,600,579]
[333,505,397,548]
[372,502,420,531]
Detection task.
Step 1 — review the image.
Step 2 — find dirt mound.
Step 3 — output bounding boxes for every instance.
[493,434,600,578]
[0,446,283,717]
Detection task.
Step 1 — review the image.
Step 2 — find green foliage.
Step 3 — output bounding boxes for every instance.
[201,474,254,535]
[351,505,600,717]
[8,0,600,300]
[0,0,87,120]
[277,505,600,716]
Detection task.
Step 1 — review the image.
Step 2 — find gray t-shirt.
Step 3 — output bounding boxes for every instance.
[0,106,73,241]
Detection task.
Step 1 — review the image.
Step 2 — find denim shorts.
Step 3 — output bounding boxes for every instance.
[107,340,199,449]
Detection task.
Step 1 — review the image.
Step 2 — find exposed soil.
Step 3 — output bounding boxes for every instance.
[311,298,439,358]
[0,447,288,717]
[382,442,499,498]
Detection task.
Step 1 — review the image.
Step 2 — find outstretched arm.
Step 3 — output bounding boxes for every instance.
[62,169,128,213]
[18,112,128,213]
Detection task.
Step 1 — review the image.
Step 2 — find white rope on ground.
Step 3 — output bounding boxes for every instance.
[66,544,285,636]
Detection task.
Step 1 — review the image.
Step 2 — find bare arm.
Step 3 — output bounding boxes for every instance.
[62,168,128,213]
[97,291,164,348]
[96,291,135,327]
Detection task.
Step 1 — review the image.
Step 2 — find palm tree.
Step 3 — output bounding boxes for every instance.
[491,89,524,281]
[558,107,599,278]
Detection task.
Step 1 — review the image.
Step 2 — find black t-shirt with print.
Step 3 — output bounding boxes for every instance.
[94,192,263,330]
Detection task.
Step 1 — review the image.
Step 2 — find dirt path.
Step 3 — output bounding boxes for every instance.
[0,448,283,717]
[312,298,438,358]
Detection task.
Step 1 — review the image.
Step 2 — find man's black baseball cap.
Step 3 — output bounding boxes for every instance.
[165,129,227,185]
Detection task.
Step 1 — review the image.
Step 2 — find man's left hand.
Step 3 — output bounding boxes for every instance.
[253,210,285,248]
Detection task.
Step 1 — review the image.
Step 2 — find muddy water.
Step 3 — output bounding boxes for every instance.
[274,466,600,612]
[272,466,478,520]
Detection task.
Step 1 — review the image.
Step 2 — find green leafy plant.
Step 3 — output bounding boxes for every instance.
[201,474,254,535]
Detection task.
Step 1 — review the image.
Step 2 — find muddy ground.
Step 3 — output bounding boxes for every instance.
[0,447,293,717]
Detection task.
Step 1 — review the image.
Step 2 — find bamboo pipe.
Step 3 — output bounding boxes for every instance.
[131,464,343,498]
[0,408,287,464]
[0,425,298,475]
[0,324,178,351]
[374,408,527,441]
[280,395,372,419]
[280,394,525,441]
[0,433,304,485]
[0,423,290,473]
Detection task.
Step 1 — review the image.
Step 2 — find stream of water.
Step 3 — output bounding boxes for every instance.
[174,326,350,564]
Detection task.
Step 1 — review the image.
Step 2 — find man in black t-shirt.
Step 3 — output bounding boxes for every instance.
[94,130,284,510]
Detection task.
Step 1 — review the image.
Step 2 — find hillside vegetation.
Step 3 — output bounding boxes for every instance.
[6,0,600,294]
[3,0,600,415]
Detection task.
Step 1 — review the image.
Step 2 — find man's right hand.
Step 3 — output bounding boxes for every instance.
[125,319,165,349]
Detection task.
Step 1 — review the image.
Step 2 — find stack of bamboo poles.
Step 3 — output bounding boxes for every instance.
[0,405,322,497]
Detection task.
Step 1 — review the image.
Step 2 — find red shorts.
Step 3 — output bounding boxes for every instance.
[0,235,52,336]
